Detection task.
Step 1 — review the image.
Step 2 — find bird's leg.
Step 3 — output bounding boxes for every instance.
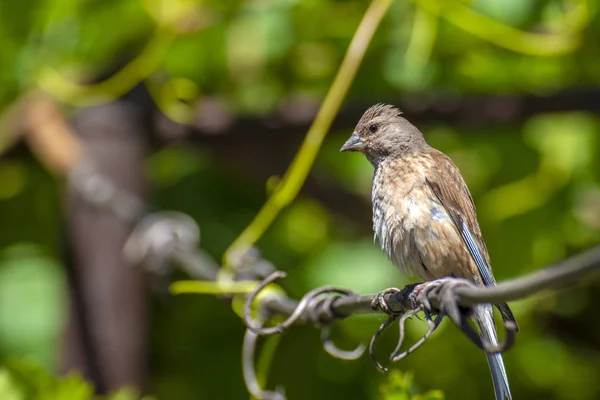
[370,287,403,314]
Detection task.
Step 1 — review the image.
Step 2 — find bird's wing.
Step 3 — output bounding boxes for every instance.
[424,150,495,286]
[424,150,518,330]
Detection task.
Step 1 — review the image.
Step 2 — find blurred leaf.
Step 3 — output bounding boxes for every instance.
[256,335,282,391]
[292,42,337,80]
[280,198,330,253]
[0,161,27,200]
[570,183,600,241]
[146,145,210,188]
[149,77,200,123]
[305,240,407,294]
[483,112,598,221]
[1,360,156,400]
[379,370,444,400]
[0,368,22,400]
[4,360,93,400]
[385,7,437,91]
[0,244,66,369]
[524,112,597,178]
[473,0,535,26]
[319,136,374,195]
[531,229,566,266]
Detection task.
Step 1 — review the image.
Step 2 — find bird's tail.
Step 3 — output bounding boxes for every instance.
[474,304,512,400]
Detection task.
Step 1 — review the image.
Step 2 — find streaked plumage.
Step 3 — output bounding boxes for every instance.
[341,104,517,400]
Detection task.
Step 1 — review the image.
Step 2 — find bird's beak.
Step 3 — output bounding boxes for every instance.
[340,132,364,152]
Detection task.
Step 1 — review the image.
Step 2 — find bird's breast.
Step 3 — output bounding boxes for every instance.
[372,167,466,281]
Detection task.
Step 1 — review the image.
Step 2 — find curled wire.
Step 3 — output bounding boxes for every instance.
[367,278,518,372]
[367,306,444,371]
[244,271,354,335]
[242,327,286,400]
[244,271,359,336]
[310,295,366,360]
[390,308,422,358]
[364,283,444,368]
[244,271,288,334]
[455,317,518,354]
[306,291,360,325]
[321,325,366,361]
[123,211,201,274]
[432,279,518,354]
[486,320,518,354]
[390,310,445,362]
[368,314,399,373]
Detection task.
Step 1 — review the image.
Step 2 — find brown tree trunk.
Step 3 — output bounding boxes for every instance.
[61,89,150,393]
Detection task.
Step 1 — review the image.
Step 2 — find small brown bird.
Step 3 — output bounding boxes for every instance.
[341,104,517,400]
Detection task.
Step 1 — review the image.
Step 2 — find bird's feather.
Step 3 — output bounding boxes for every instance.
[423,150,514,399]
[475,304,512,400]
[424,150,494,285]
[424,149,518,328]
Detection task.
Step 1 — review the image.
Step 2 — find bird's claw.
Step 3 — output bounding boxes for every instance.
[407,281,438,312]
[404,279,460,313]
[371,287,402,314]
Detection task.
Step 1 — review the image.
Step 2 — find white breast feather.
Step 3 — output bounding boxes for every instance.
[372,167,460,280]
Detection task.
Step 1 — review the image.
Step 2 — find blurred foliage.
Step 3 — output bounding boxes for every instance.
[0,0,600,400]
[379,371,444,400]
[0,0,597,114]
[223,0,392,268]
[0,360,154,400]
[0,245,65,370]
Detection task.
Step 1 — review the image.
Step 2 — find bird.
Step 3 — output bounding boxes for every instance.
[340,104,517,400]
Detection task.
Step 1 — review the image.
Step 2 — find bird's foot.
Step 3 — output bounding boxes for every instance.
[371,287,402,314]
[406,278,473,318]
[406,281,439,312]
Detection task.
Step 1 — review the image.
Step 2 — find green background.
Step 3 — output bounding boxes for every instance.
[0,0,599,399]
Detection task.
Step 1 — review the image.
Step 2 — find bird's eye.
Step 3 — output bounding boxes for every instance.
[369,124,378,133]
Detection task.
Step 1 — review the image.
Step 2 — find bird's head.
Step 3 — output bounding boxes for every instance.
[340,104,426,166]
